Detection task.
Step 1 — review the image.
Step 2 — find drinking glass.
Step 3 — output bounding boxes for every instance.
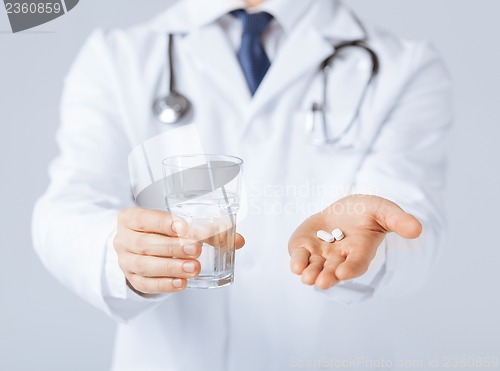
[162,154,243,289]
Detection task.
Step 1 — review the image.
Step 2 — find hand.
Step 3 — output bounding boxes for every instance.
[114,208,245,294]
[288,195,422,290]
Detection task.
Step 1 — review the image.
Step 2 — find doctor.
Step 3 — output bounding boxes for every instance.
[33,0,452,370]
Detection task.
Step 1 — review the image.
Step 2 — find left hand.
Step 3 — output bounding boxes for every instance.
[288,195,422,290]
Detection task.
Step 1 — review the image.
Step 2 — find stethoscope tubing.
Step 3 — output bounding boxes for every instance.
[315,40,379,147]
[154,13,380,149]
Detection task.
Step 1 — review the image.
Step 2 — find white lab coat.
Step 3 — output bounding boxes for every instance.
[32,0,452,370]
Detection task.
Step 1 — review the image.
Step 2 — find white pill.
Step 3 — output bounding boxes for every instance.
[331,228,344,241]
[316,230,335,243]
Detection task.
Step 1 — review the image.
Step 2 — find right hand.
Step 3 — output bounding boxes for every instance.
[114,208,245,295]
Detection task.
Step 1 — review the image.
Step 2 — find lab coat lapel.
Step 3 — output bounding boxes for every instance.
[246,1,368,131]
[181,23,251,112]
[249,25,332,115]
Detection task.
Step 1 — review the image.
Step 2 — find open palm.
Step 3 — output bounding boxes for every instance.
[288,195,422,290]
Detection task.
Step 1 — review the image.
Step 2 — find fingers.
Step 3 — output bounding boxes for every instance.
[116,227,202,258]
[334,239,376,281]
[289,237,343,288]
[290,247,311,275]
[121,254,201,279]
[315,253,345,289]
[127,274,187,294]
[119,208,247,248]
[115,208,246,296]
[118,208,187,237]
[301,255,326,285]
[235,233,245,249]
[375,200,422,239]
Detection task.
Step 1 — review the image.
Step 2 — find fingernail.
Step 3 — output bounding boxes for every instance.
[172,279,183,288]
[171,221,183,234]
[183,261,196,273]
[183,243,197,256]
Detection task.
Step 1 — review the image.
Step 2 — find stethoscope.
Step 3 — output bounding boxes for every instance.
[307,39,380,148]
[152,34,191,124]
[153,25,379,148]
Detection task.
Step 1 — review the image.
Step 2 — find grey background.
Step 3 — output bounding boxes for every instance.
[1,1,499,370]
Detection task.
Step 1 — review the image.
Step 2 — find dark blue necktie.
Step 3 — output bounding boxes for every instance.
[232,10,273,96]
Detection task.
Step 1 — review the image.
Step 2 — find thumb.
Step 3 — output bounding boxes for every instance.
[376,200,422,239]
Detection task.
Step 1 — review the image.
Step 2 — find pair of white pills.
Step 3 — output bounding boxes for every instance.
[316,228,344,243]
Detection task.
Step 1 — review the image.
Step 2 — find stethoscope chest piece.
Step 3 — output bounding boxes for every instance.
[153,92,190,125]
[154,33,192,125]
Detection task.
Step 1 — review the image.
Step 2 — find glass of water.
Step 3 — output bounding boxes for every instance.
[162,154,243,289]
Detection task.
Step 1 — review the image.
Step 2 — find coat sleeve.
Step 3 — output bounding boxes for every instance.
[32,29,169,323]
[355,41,453,297]
[318,41,452,303]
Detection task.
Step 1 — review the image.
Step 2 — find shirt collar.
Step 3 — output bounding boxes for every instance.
[149,0,317,34]
[253,0,316,34]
